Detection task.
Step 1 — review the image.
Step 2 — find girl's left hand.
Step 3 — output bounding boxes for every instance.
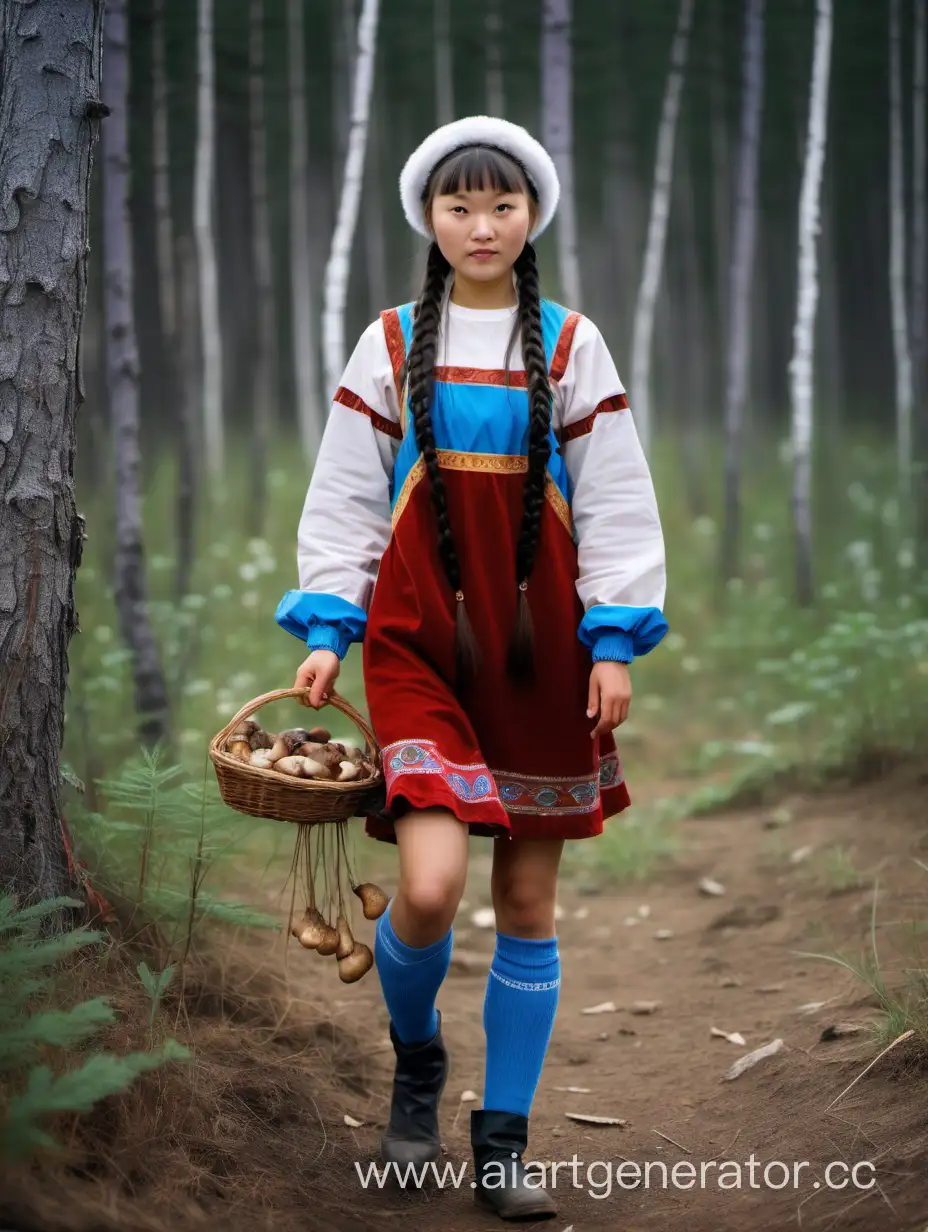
[587,661,632,739]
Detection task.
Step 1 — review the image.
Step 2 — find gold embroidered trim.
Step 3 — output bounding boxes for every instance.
[391,456,426,528]
[545,477,572,535]
[437,450,528,474]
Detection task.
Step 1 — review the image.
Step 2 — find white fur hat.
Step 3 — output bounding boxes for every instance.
[399,116,561,242]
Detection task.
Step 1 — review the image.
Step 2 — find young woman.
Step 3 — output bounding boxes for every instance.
[276,116,667,1221]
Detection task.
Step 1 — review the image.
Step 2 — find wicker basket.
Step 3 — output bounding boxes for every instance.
[208,687,383,823]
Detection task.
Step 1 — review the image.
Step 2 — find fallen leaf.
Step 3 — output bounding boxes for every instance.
[573,906,590,920]
[789,845,814,865]
[653,929,674,940]
[637,904,651,919]
[623,916,640,926]
[460,1089,479,1102]
[723,1038,784,1081]
[470,907,496,929]
[565,1112,627,1126]
[710,1026,747,1046]
[796,1000,827,1014]
[820,1022,864,1042]
[596,1031,610,1040]
[630,1000,661,1015]
[698,877,726,897]
[344,1113,364,1128]
[720,976,743,988]
[582,1000,617,1015]
[756,983,785,993]
[553,1085,592,1093]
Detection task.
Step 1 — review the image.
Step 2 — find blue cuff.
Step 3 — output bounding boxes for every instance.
[275,590,367,662]
[591,631,636,664]
[578,604,669,664]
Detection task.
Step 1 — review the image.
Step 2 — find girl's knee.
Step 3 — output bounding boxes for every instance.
[492,878,557,936]
[398,874,463,933]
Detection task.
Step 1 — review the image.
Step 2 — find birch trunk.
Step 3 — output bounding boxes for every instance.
[721,0,765,581]
[153,0,196,598]
[889,0,913,504]
[709,0,731,368]
[629,0,695,455]
[103,0,170,749]
[485,0,505,117]
[363,73,388,321]
[913,0,927,565]
[789,0,832,606]
[249,0,278,528]
[195,0,223,478]
[434,0,454,125]
[322,0,381,399]
[542,0,582,307]
[0,0,104,904]
[288,0,321,456]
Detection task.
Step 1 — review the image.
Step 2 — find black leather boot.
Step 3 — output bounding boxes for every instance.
[380,1012,449,1168]
[471,1108,558,1220]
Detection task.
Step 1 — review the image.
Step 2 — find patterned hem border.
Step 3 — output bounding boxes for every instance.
[381,739,621,816]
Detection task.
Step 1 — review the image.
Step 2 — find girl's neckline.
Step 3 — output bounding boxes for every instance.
[447,299,518,321]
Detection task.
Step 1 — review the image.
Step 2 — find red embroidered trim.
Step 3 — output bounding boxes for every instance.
[334,386,402,439]
[434,366,528,388]
[549,311,582,383]
[557,392,629,444]
[380,309,406,404]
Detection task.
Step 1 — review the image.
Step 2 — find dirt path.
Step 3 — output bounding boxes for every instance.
[306,768,928,1232]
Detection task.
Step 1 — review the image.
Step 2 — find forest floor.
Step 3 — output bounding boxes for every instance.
[3,764,928,1232]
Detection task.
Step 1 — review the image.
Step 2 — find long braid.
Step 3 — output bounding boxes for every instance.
[407,241,480,688]
[507,242,552,684]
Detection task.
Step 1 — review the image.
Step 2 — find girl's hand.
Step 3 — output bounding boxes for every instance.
[294,649,340,709]
[587,661,632,739]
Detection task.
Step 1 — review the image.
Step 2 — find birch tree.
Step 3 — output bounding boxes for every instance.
[912,0,927,562]
[789,0,832,605]
[434,0,454,126]
[721,0,766,581]
[322,0,381,399]
[485,0,505,117]
[629,0,696,454]
[542,0,582,307]
[889,0,913,504]
[0,0,104,903]
[288,0,322,456]
[103,0,170,748]
[196,0,223,478]
[249,0,279,527]
[153,0,196,597]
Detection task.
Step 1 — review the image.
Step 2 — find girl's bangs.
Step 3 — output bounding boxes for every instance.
[426,146,535,201]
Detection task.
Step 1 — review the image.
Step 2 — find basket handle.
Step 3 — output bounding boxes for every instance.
[214,687,380,766]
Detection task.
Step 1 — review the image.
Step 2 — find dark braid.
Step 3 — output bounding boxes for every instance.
[407,241,480,688]
[506,241,552,684]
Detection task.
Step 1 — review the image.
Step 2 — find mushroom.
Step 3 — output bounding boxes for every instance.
[353,882,388,920]
[338,742,366,766]
[292,907,327,949]
[338,941,374,983]
[275,755,307,777]
[248,728,274,751]
[307,726,331,743]
[335,914,355,960]
[228,737,252,762]
[337,761,361,782]
[267,728,311,763]
[316,924,340,955]
[298,756,333,780]
[232,719,259,739]
[249,749,276,770]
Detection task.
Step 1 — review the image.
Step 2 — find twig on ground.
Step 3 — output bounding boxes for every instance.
[652,1128,691,1154]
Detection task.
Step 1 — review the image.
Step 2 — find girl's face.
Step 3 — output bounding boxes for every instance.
[428,180,535,284]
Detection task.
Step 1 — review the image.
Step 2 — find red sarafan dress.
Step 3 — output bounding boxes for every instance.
[276,296,668,843]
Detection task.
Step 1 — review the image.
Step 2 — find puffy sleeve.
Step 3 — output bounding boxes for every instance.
[557,316,668,664]
[275,318,402,659]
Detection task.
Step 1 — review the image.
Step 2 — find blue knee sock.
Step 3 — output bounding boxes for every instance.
[374,900,452,1045]
[482,932,560,1117]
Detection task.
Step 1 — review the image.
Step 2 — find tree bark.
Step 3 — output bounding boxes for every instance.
[485,0,505,117]
[889,0,913,506]
[249,0,278,531]
[913,0,927,568]
[434,0,454,126]
[288,0,322,456]
[322,0,380,400]
[0,0,104,905]
[152,0,196,598]
[104,0,170,749]
[721,0,765,581]
[789,0,832,606]
[196,0,223,477]
[542,0,582,307]
[629,0,695,455]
